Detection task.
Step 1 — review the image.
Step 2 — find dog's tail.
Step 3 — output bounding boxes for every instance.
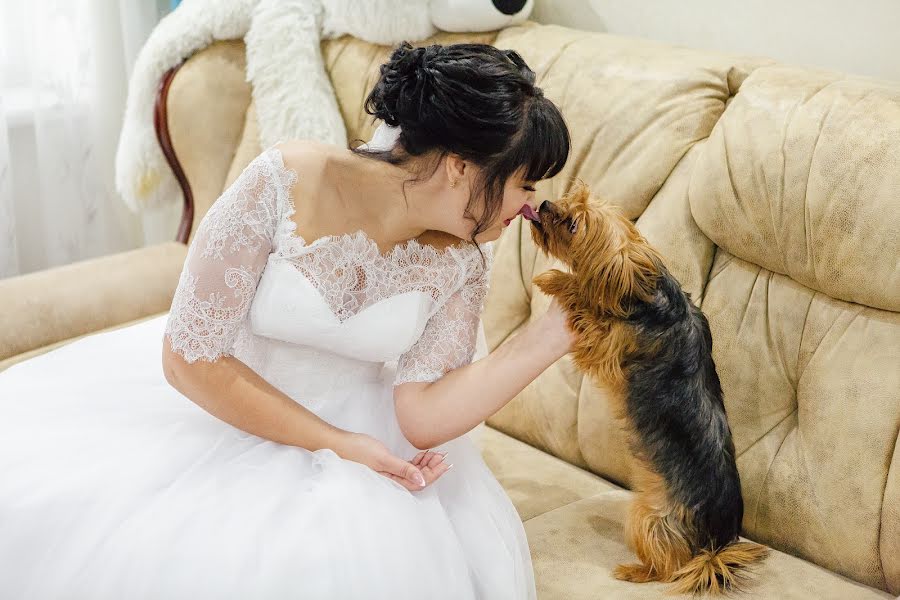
[669,540,769,595]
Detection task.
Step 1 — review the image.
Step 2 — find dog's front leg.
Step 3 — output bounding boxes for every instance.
[533,269,578,300]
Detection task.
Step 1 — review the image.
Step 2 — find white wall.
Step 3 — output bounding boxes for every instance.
[531,0,900,81]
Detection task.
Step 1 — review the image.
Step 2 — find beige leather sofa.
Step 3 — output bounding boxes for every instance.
[2,22,897,599]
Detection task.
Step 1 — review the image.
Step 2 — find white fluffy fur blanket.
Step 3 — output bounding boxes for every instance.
[115,0,440,211]
[115,0,531,212]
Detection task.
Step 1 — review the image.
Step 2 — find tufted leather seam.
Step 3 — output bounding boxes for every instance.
[795,290,864,387]
[795,290,817,377]
[720,119,742,217]
[750,411,797,532]
[528,32,596,89]
[323,38,350,73]
[546,40,587,126]
[770,102,794,274]
[765,271,796,389]
[767,80,832,279]
[624,104,722,219]
[738,406,798,460]
[878,425,899,591]
[790,305,874,580]
[735,263,765,335]
[695,62,767,307]
[698,248,734,313]
[801,101,835,286]
[635,138,716,302]
[563,122,603,202]
[697,246,718,308]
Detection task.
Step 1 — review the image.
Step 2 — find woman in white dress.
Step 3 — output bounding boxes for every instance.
[0,42,572,599]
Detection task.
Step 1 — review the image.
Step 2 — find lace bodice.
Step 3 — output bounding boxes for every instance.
[164,147,491,386]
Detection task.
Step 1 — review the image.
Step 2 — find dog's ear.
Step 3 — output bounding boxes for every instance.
[562,179,592,208]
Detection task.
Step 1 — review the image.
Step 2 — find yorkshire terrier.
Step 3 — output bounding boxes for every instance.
[527,182,768,595]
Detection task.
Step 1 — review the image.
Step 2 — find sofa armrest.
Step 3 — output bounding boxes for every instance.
[0,242,187,364]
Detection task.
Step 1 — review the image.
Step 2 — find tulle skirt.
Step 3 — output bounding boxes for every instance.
[0,316,535,599]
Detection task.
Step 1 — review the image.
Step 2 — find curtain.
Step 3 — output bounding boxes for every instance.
[0,0,169,279]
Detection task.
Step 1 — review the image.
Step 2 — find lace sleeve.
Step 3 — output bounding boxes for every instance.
[164,148,293,363]
[394,244,492,385]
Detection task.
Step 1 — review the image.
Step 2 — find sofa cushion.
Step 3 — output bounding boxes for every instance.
[526,490,893,600]
[477,425,618,521]
[690,65,900,312]
[493,23,773,220]
[699,248,900,591]
[0,242,186,365]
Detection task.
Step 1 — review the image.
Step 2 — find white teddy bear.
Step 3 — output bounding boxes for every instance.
[115,0,533,212]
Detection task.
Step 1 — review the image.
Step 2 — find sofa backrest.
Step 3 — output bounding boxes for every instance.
[165,23,899,593]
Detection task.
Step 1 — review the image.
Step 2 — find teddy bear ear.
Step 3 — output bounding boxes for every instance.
[430,0,534,33]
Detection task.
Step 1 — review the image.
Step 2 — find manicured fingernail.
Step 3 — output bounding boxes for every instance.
[413,472,426,487]
[447,463,454,469]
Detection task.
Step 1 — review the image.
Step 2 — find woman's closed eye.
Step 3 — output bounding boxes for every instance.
[523,185,536,192]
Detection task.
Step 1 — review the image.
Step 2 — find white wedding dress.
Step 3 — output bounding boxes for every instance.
[0,148,535,599]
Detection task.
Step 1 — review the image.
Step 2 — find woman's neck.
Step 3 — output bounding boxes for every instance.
[327,149,445,247]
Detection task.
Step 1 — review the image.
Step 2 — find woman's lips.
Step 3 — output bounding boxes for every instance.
[502,205,541,227]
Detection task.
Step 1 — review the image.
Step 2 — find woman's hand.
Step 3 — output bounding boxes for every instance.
[537,296,577,356]
[336,432,450,492]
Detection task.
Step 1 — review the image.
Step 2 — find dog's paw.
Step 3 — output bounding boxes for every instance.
[533,269,575,297]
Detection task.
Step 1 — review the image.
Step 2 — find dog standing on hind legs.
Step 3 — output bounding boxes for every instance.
[526,182,769,595]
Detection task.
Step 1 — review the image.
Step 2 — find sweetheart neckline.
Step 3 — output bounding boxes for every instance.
[264,258,431,325]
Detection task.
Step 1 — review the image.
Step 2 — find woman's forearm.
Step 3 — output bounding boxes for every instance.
[394,315,570,449]
[162,341,345,451]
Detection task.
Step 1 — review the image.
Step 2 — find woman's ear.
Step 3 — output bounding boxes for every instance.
[445,154,467,187]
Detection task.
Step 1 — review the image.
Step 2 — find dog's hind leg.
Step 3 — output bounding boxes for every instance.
[614,462,694,584]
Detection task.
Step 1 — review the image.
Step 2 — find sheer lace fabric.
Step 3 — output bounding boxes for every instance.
[164,147,491,385]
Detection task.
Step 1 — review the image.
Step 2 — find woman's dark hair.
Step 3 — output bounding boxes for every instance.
[353,42,570,243]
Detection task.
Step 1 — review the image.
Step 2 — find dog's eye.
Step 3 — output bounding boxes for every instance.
[569,218,579,235]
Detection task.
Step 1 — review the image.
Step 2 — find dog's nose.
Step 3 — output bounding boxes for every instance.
[539,200,550,213]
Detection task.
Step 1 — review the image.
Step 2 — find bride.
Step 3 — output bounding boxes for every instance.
[0,41,572,599]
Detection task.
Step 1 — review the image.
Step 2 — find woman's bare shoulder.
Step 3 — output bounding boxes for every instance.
[273,139,334,185]
[274,140,353,217]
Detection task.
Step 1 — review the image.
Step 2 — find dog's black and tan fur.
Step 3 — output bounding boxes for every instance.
[529,182,768,595]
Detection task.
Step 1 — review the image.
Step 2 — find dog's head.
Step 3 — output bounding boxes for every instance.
[530,181,662,317]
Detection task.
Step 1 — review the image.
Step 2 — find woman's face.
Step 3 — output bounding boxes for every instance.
[441,159,539,243]
[472,172,538,243]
